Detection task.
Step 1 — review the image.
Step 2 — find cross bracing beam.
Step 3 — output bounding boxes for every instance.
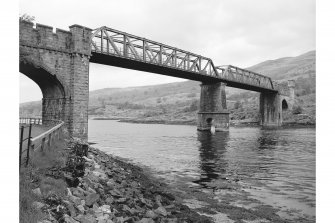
[91,26,277,92]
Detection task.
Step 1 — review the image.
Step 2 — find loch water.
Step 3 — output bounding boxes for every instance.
[89,119,315,221]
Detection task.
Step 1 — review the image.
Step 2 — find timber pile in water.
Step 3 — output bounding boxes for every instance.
[35,140,212,223]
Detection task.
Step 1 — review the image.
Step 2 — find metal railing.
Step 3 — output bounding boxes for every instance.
[19,117,43,125]
[19,118,65,168]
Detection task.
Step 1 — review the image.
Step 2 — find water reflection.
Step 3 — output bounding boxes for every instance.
[193,131,229,186]
[193,129,292,185]
[257,130,289,150]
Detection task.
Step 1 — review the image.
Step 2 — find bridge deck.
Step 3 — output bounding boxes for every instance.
[90,26,277,93]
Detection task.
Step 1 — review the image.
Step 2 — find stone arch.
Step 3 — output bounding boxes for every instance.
[19,58,67,122]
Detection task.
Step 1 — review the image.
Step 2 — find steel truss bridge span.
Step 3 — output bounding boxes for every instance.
[90,26,277,93]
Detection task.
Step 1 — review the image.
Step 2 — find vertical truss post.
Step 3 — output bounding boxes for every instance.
[100,30,103,52]
[143,40,146,61]
[123,35,127,57]
[159,46,162,64]
[106,34,109,53]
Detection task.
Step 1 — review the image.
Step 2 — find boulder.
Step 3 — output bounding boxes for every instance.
[138,218,155,223]
[77,205,85,213]
[63,214,79,223]
[32,188,42,197]
[32,201,45,210]
[72,188,85,198]
[154,206,167,217]
[106,179,116,188]
[69,195,82,206]
[63,200,76,217]
[75,214,95,223]
[100,205,111,214]
[145,210,158,219]
[85,193,100,207]
[105,197,114,204]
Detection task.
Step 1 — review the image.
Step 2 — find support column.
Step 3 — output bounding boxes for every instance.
[259,92,282,127]
[68,25,92,140]
[197,82,229,131]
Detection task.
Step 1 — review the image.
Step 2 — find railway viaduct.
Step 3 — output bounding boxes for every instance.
[19,21,295,140]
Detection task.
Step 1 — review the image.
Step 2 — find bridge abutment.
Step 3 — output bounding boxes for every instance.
[197,82,229,131]
[19,21,92,140]
[260,80,296,127]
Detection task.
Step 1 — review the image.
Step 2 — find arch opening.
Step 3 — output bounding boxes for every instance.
[20,60,66,122]
[206,118,213,125]
[282,99,288,110]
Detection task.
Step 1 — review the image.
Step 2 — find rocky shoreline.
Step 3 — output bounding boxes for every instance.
[33,140,213,223]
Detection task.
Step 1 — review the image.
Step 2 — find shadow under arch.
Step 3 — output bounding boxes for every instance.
[20,58,67,122]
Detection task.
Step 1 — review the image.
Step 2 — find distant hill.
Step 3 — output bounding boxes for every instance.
[20,50,316,125]
[247,50,315,80]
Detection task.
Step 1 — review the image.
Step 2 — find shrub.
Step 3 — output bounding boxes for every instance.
[187,93,196,98]
[183,100,198,112]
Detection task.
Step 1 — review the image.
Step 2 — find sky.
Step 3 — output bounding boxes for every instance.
[19,0,315,103]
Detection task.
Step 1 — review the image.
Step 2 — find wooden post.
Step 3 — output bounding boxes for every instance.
[26,124,32,166]
[19,126,24,169]
[41,137,45,152]
[48,134,52,150]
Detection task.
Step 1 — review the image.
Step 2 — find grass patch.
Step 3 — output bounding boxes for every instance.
[19,130,68,223]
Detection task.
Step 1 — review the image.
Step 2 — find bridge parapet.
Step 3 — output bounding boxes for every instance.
[20,20,73,52]
[19,21,92,56]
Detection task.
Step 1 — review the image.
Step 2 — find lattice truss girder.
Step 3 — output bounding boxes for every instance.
[91,26,275,91]
[216,65,274,90]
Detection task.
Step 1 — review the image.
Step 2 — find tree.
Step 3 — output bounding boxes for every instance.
[20,13,35,22]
